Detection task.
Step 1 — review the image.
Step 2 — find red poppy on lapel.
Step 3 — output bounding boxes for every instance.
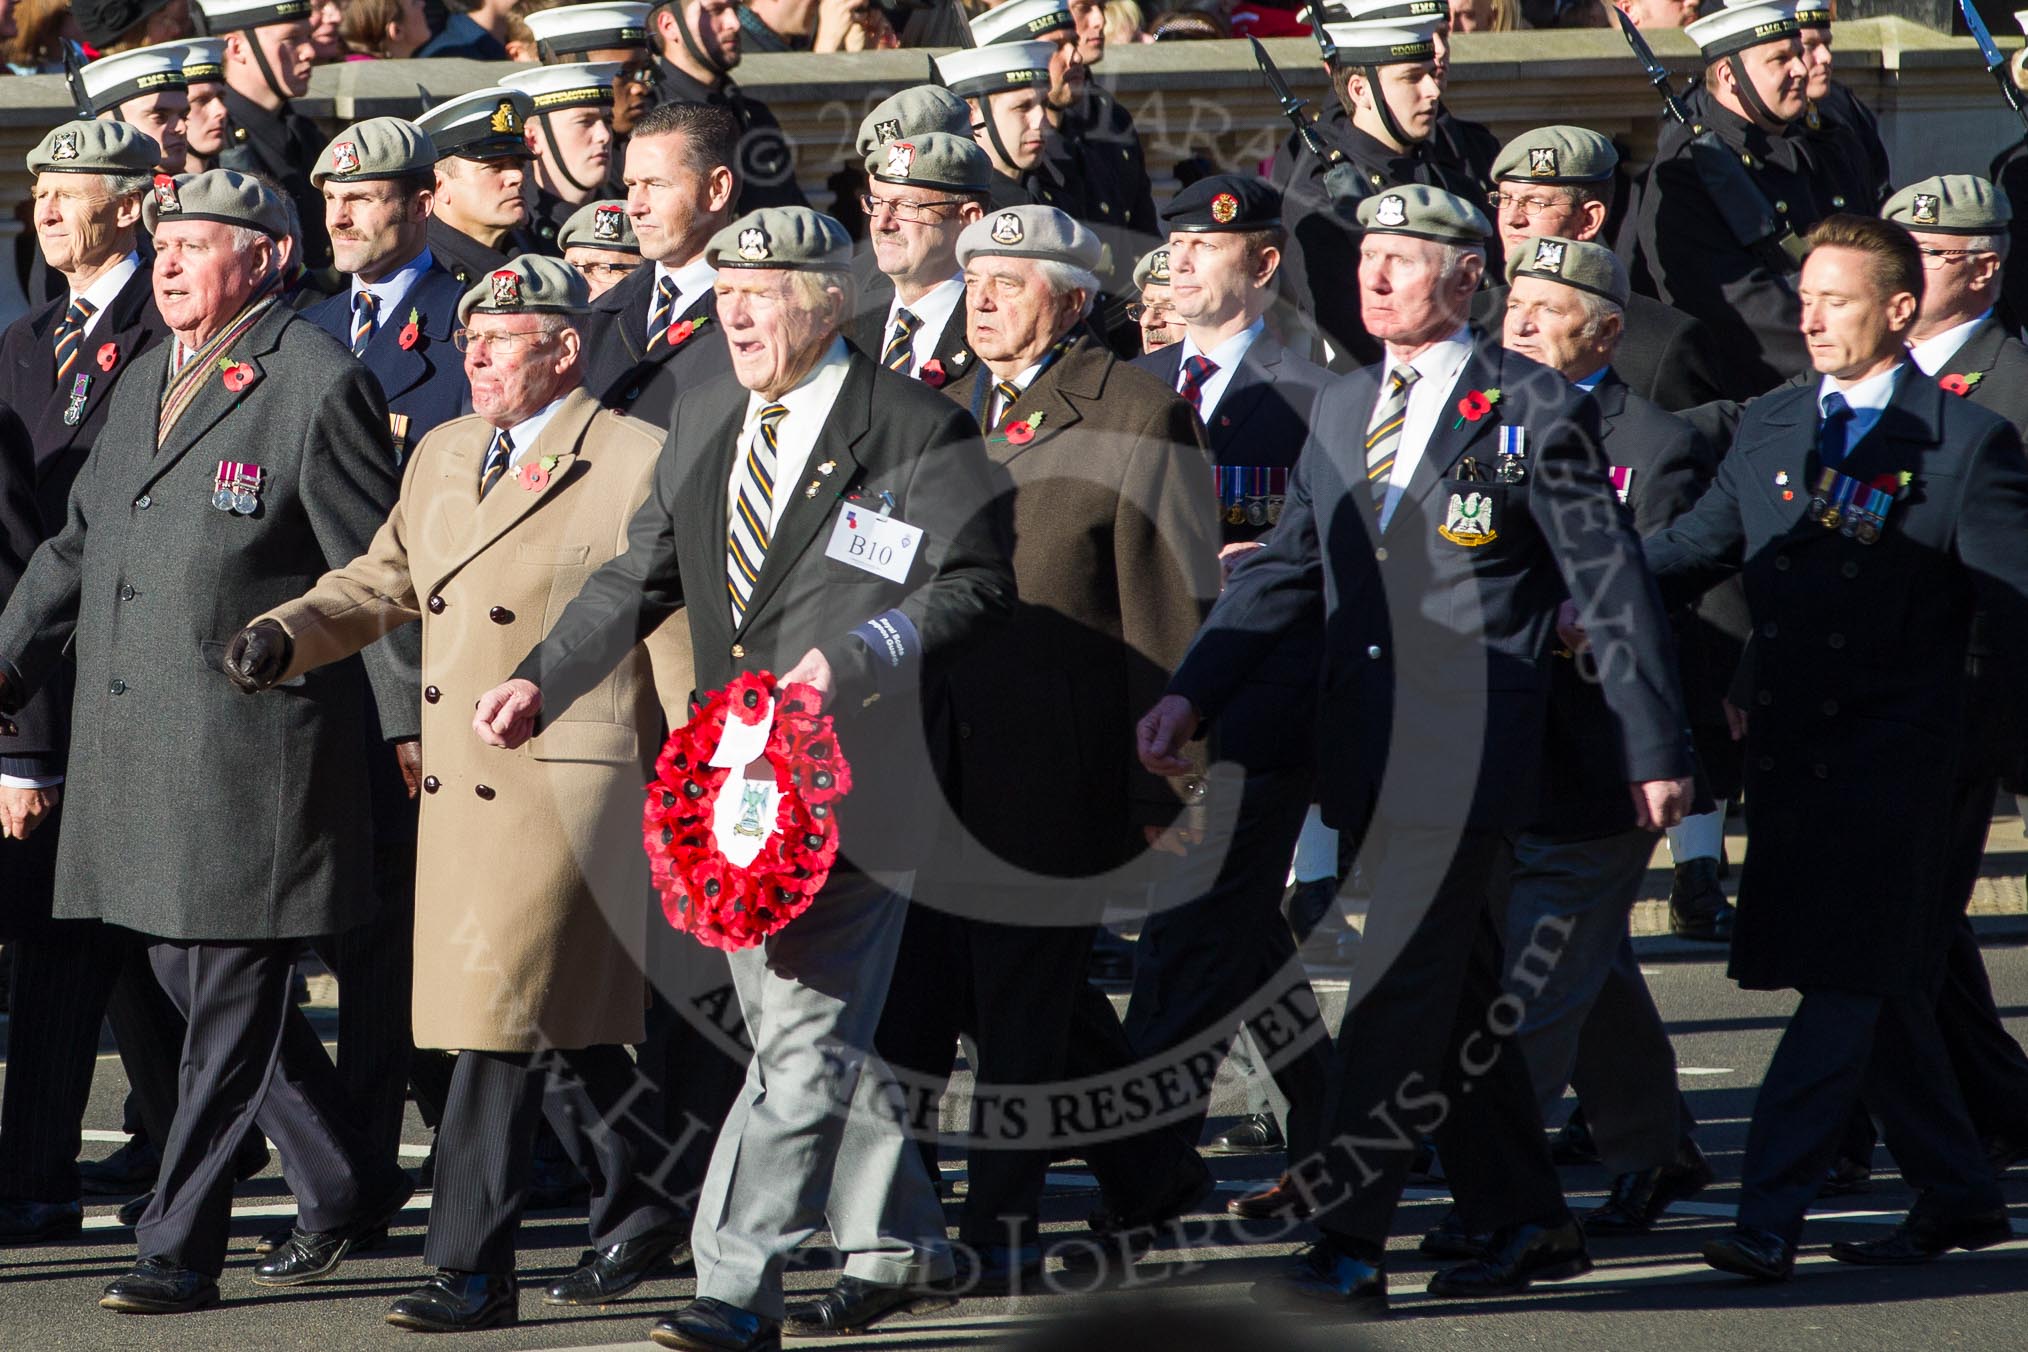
[1938,372,1981,396]
[668,315,710,349]
[920,358,946,388]
[1005,419,1036,445]
[222,362,254,392]
[398,323,420,351]
[96,342,118,372]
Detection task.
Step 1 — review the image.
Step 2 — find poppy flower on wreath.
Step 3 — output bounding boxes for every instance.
[920,358,947,388]
[221,361,254,392]
[1938,371,1981,396]
[96,341,119,372]
[1453,387,1501,428]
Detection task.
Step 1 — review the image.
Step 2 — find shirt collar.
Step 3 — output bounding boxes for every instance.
[496,391,571,461]
[888,274,963,339]
[72,251,140,315]
[1179,317,1264,372]
[1819,360,1904,416]
[1385,324,1473,386]
[1574,366,1609,391]
[1908,309,1993,377]
[351,247,434,317]
[656,255,718,308]
[744,336,852,423]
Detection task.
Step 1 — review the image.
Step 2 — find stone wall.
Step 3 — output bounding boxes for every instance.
[0,16,2019,321]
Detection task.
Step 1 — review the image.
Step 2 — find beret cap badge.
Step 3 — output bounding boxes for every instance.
[990,211,1024,245]
[592,206,624,242]
[151,173,181,213]
[329,141,360,174]
[874,118,902,142]
[1531,238,1566,271]
[1374,194,1407,228]
[1912,193,1940,225]
[51,130,78,161]
[489,269,521,307]
[1210,192,1239,224]
[1528,147,1557,177]
[737,226,770,261]
[884,141,915,178]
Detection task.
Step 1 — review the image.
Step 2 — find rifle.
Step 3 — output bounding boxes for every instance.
[1959,0,2028,137]
[1603,2,1691,126]
[1248,36,1338,166]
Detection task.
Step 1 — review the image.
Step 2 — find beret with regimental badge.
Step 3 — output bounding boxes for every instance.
[1320,16,1443,67]
[457,254,591,322]
[865,131,991,195]
[523,1,650,57]
[560,199,640,253]
[498,62,621,113]
[1882,174,2012,235]
[935,42,1055,99]
[312,117,437,186]
[193,0,313,34]
[142,167,291,238]
[1357,183,1491,244]
[73,41,187,117]
[1505,235,1629,307]
[1684,0,1799,60]
[1133,246,1172,291]
[29,119,162,177]
[1491,125,1618,186]
[855,85,972,158]
[1163,173,1282,232]
[970,0,1074,45]
[417,87,536,162]
[707,207,854,271]
[956,204,1102,270]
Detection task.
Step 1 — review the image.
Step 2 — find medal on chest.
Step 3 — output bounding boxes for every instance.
[61,373,90,426]
[1806,466,1900,545]
[212,461,264,515]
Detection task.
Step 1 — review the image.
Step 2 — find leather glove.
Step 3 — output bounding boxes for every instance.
[224,619,293,693]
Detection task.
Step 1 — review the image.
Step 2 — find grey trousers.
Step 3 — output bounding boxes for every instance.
[1496,828,1683,1175]
[690,871,952,1319]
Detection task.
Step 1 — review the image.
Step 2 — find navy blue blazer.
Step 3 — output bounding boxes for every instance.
[1171,329,1691,830]
[305,264,471,462]
[580,263,734,431]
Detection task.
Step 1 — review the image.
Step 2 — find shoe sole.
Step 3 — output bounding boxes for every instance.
[384,1306,518,1332]
[249,1237,353,1287]
[99,1287,220,1315]
[1702,1243,1790,1282]
[651,1329,782,1351]
[781,1294,960,1337]
[1829,1223,2016,1266]
[1202,1141,1284,1157]
[1428,1254,1592,1297]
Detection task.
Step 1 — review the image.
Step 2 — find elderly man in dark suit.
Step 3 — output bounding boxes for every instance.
[582,100,740,431]
[473,205,1013,1352]
[0,121,192,1245]
[851,132,987,389]
[1141,185,1694,1316]
[0,169,416,1314]
[1641,214,2028,1281]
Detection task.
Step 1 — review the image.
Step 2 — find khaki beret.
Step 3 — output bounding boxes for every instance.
[1491,126,1618,186]
[1505,235,1629,307]
[29,119,161,177]
[956,204,1102,270]
[1133,246,1171,290]
[707,207,853,271]
[1882,174,2011,236]
[864,132,990,195]
[560,199,640,254]
[1357,184,1491,245]
[855,85,973,158]
[457,254,590,322]
[312,118,437,186]
[142,168,290,238]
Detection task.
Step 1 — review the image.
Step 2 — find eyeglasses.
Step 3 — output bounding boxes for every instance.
[1486,190,1576,217]
[453,327,556,354]
[858,194,966,223]
[571,260,639,282]
[1916,245,1984,267]
[1127,301,1175,323]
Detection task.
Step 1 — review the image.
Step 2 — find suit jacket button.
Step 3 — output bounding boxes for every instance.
[488,606,514,624]
[135,494,151,509]
[428,595,445,613]
[1841,561,1860,578]
[1827,633,1845,649]
[423,775,440,793]
[1374,547,1388,561]
[1760,622,1778,639]
[118,584,135,601]
[1757,755,1774,771]
[1821,699,1838,716]
[959,721,972,738]
[475,783,496,800]
[1774,555,1791,572]
[1812,763,1828,780]
[1755,690,1772,706]
[1367,644,1383,659]
[109,678,125,694]
[731,643,745,658]
[424,685,441,703]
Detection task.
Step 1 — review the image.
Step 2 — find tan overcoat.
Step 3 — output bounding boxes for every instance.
[259,387,693,1051]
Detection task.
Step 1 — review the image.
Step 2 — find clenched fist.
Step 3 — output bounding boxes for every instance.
[473,678,543,749]
[224,619,293,693]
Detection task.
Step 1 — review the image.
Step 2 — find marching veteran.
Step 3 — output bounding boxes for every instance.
[224,256,697,1333]
[0,168,415,1315]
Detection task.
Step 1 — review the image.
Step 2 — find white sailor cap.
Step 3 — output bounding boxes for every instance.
[969,0,1073,45]
[523,1,651,57]
[935,41,1055,99]
[193,0,312,34]
[1321,16,1443,65]
[496,61,621,112]
[1303,0,1447,26]
[168,37,225,83]
[1684,0,1799,60]
[77,41,187,115]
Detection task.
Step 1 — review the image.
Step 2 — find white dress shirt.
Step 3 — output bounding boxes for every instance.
[496,393,570,469]
[882,275,963,376]
[1371,325,1474,531]
[652,255,719,343]
[1908,309,1992,377]
[349,247,435,336]
[1175,318,1263,421]
[70,251,140,340]
[734,337,852,532]
[990,351,1055,425]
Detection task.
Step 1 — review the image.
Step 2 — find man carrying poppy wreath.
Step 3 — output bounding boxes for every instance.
[471,205,1014,1352]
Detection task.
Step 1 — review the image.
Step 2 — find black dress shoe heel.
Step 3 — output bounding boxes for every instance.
[100,1257,220,1314]
[1703,1225,1795,1281]
[1829,1209,2015,1266]
[385,1270,518,1332]
[650,1296,782,1351]
[544,1231,693,1305]
[1250,1241,1389,1318]
[1426,1220,1592,1298]
[782,1274,958,1336]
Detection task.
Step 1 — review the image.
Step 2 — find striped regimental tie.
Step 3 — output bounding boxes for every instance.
[882,308,917,372]
[351,290,376,356]
[1364,364,1419,523]
[726,403,787,624]
[479,427,512,499]
[53,296,97,381]
[645,274,677,349]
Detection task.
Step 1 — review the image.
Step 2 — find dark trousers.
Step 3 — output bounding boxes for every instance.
[1310,823,1569,1249]
[139,940,398,1276]
[1114,765,1332,1160]
[876,904,1096,1248]
[319,837,418,1172]
[1741,984,2001,1244]
[0,920,183,1201]
[426,1046,685,1273]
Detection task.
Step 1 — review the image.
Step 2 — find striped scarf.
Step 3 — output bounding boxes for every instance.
[158,286,281,445]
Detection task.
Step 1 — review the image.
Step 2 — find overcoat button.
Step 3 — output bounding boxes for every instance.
[135,494,151,509]
[118,584,135,600]
[475,784,496,800]
[488,606,513,624]
[1758,756,1775,771]
[424,685,441,703]
[1812,763,1829,780]
[1367,644,1383,659]
[731,643,745,658]
[1841,561,1859,578]
[428,595,445,613]
[1822,700,1839,716]
[959,722,972,738]
[109,678,125,694]
[1755,690,1772,706]
[1827,633,1845,649]
[1774,556,1791,571]
[1375,547,1388,561]
[1761,622,1778,638]
[423,776,440,793]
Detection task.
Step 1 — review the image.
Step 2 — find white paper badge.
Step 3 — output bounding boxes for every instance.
[825,502,921,583]
[711,772,782,869]
[708,690,774,770]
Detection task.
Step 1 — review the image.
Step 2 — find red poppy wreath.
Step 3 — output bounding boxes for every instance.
[641,671,852,950]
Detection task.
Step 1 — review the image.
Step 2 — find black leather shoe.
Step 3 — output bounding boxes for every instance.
[782,1274,957,1336]
[545,1230,693,1305]
[1089,1152,1214,1235]
[1820,1156,1872,1196]
[1228,1174,1311,1221]
[1249,1241,1388,1318]
[1986,1134,2028,1173]
[385,1270,517,1331]
[955,1244,1041,1296]
[1669,858,1735,942]
[1419,1209,1490,1260]
[116,1192,150,1227]
[0,1198,83,1243]
[1550,1110,1598,1166]
[1207,1113,1286,1155]
[79,1137,162,1195]
[1427,1220,1592,1297]
[251,1177,414,1286]
[1829,1209,2014,1266]
[650,1297,782,1351]
[100,1257,219,1314]
[1702,1225,1795,1281]
[256,1220,389,1257]
[1582,1139,1715,1237]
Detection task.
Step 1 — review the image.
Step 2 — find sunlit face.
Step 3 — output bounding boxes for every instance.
[154,218,271,338]
[1044,29,1086,106]
[971,88,1047,175]
[465,313,580,424]
[436,155,530,230]
[1070,0,1104,64]
[32,172,138,276]
[1491,181,1604,258]
[185,82,231,158]
[325,179,427,280]
[865,179,978,283]
[1354,61,1444,145]
[1165,231,1273,329]
[1502,274,1618,379]
[965,256,1083,369]
[715,269,844,399]
[533,106,614,192]
[309,0,343,60]
[624,131,734,264]
[1358,234,1480,345]
[1137,283,1177,351]
[1798,244,1913,379]
[1731,37,1808,125]
[1907,229,2002,326]
[238,21,316,99]
[109,91,187,173]
[1798,26,1833,101]
[388,0,431,57]
[1617,0,1698,26]
[564,245,640,298]
[669,0,741,70]
[589,49,658,135]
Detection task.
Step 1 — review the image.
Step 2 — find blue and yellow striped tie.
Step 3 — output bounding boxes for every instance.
[645,275,677,349]
[1365,365,1418,523]
[351,290,376,356]
[882,308,917,372]
[727,403,787,624]
[53,297,96,381]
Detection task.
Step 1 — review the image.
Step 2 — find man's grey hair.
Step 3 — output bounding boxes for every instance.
[1434,242,1487,287]
[1962,233,2011,262]
[785,267,857,331]
[104,172,150,198]
[1572,287,1624,344]
[1035,260,1101,321]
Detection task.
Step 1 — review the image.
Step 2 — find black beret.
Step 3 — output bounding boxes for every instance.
[73,0,173,45]
[1162,173,1282,233]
